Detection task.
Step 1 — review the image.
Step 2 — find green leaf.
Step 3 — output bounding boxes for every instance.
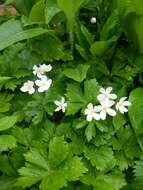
[0,19,54,51]
[63,156,88,181]
[93,172,126,190]
[128,88,143,134]
[84,79,100,102]
[113,113,126,129]
[66,83,85,115]
[84,146,116,171]
[90,40,114,56]
[0,135,17,151]
[24,148,49,170]
[57,0,86,48]
[29,0,45,23]
[85,123,96,142]
[0,115,17,131]
[45,5,61,24]
[49,136,69,168]
[63,64,89,82]
[0,77,12,84]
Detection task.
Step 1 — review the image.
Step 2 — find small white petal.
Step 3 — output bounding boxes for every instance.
[99,88,106,94]
[87,103,93,109]
[20,86,27,92]
[54,101,61,106]
[123,101,131,106]
[29,88,35,94]
[87,114,93,122]
[55,107,61,112]
[97,94,105,101]
[106,108,116,116]
[120,97,127,103]
[35,80,41,86]
[93,113,100,120]
[109,94,117,99]
[106,87,112,94]
[100,110,106,120]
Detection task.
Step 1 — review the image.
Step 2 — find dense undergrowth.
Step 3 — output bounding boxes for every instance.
[0,0,143,190]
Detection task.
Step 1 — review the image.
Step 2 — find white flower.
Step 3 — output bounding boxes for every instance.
[35,76,52,92]
[33,64,52,78]
[40,64,52,73]
[97,100,116,120]
[20,80,35,94]
[97,87,117,102]
[54,97,67,113]
[85,103,100,122]
[90,17,96,24]
[116,97,131,114]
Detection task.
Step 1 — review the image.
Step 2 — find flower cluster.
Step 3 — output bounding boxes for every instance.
[85,87,131,122]
[20,64,52,94]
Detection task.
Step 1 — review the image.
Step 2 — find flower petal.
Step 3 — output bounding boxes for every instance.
[29,88,35,94]
[100,110,106,120]
[123,101,131,106]
[93,113,100,120]
[87,114,93,122]
[87,103,93,109]
[106,87,112,93]
[109,93,117,99]
[55,107,61,112]
[54,101,61,106]
[99,88,106,94]
[97,94,105,101]
[106,108,116,116]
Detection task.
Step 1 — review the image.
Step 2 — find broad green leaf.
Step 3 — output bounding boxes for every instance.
[0,176,17,190]
[128,88,143,134]
[113,113,126,129]
[29,0,45,23]
[0,115,17,131]
[49,136,69,168]
[0,135,17,151]
[0,19,53,51]
[90,40,113,56]
[66,83,85,115]
[45,5,61,24]
[63,64,89,82]
[85,123,96,142]
[0,77,12,84]
[84,79,100,102]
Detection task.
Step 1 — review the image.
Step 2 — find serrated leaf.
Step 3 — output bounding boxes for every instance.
[85,123,96,142]
[49,136,69,168]
[24,148,49,170]
[113,113,126,129]
[0,115,17,131]
[63,64,89,82]
[0,135,17,151]
[63,156,88,181]
[94,172,126,190]
[128,88,143,134]
[84,145,116,171]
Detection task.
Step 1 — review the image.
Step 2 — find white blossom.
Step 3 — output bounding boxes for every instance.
[35,76,52,92]
[116,97,131,114]
[90,17,97,24]
[54,97,67,113]
[97,100,116,120]
[20,81,35,94]
[33,64,52,78]
[97,87,117,102]
[85,103,100,122]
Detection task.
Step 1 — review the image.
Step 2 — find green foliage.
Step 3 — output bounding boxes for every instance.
[0,0,142,189]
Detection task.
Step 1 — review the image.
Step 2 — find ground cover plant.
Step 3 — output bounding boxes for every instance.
[0,0,143,189]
